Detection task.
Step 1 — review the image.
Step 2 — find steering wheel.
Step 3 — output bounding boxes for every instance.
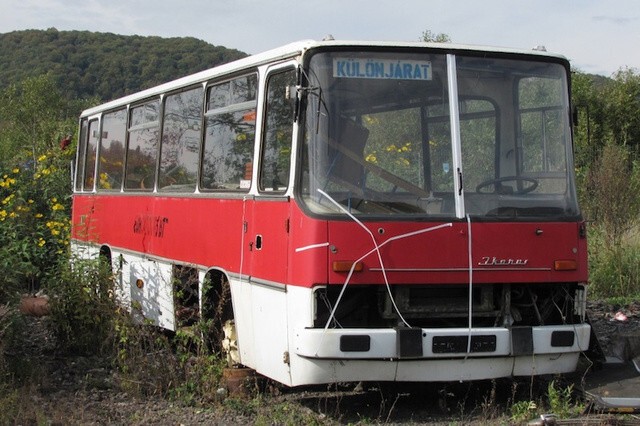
[475,176,539,194]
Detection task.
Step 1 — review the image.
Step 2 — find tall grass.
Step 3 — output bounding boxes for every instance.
[580,144,640,299]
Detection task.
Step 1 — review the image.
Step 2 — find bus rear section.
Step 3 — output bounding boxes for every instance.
[284,45,589,385]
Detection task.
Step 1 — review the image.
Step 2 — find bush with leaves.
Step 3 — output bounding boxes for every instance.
[46,258,118,355]
[0,147,74,297]
[0,74,82,303]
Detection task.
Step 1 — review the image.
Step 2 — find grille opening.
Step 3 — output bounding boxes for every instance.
[313,283,580,329]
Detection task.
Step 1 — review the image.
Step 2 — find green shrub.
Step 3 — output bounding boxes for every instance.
[546,380,583,419]
[509,400,537,424]
[46,258,118,356]
[0,147,73,298]
[582,144,640,248]
[588,226,640,298]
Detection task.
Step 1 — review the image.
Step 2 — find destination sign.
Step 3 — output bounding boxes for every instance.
[333,58,432,80]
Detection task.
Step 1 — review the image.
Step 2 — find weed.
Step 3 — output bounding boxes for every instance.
[225,395,259,416]
[479,379,500,420]
[588,229,640,298]
[546,380,583,419]
[254,400,323,426]
[47,258,117,356]
[509,400,537,423]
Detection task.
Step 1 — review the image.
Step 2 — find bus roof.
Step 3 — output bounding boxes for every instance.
[80,39,568,118]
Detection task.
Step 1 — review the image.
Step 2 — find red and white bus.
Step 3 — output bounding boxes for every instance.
[72,40,590,386]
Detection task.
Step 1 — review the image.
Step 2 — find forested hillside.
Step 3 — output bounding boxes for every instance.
[0,28,247,101]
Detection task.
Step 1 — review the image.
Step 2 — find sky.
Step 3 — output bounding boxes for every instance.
[0,0,635,77]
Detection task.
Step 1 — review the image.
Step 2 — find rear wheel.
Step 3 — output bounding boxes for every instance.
[98,246,114,298]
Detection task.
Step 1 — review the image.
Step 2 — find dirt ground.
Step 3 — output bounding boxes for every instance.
[3,301,640,425]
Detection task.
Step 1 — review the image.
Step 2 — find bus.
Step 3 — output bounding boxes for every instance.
[72,39,590,386]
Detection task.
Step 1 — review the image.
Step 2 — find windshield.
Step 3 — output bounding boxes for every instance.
[298,49,579,220]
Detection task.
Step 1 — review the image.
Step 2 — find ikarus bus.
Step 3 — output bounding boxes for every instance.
[72,40,590,386]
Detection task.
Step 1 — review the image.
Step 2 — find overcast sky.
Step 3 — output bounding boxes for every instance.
[0,0,635,77]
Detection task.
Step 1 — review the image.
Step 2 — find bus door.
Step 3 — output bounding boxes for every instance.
[72,117,100,243]
[243,65,297,382]
[250,66,296,284]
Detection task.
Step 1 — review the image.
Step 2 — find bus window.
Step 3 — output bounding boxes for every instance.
[454,56,576,217]
[301,51,453,215]
[259,69,296,192]
[75,119,88,192]
[159,86,203,192]
[459,99,497,192]
[97,109,126,191]
[519,76,567,193]
[125,101,160,190]
[83,119,99,191]
[361,108,426,193]
[202,74,258,191]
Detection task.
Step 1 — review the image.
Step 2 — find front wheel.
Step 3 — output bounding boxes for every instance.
[201,273,235,364]
[221,319,240,366]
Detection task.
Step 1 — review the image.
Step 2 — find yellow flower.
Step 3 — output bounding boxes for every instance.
[52,203,64,211]
[38,154,47,162]
[35,213,43,218]
[38,238,46,247]
[12,168,19,174]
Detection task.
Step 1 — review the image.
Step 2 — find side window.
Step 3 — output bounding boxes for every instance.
[519,76,567,193]
[519,77,565,173]
[75,119,88,192]
[159,86,203,192]
[98,109,126,191]
[259,69,296,192]
[125,101,160,190]
[201,74,257,191]
[83,119,99,191]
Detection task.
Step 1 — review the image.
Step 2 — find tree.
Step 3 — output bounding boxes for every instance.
[0,75,78,295]
[605,68,640,149]
[421,30,451,43]
[0,75,75,167]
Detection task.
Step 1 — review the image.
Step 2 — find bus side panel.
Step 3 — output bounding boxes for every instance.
[125,254,175,330]
[287,207,328,288]
[71,194,99,243]
[228,197,293,385]
[150,197,246,271]
[230,277,292,385]
[72,195,247,272]
[248,198,290,285]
